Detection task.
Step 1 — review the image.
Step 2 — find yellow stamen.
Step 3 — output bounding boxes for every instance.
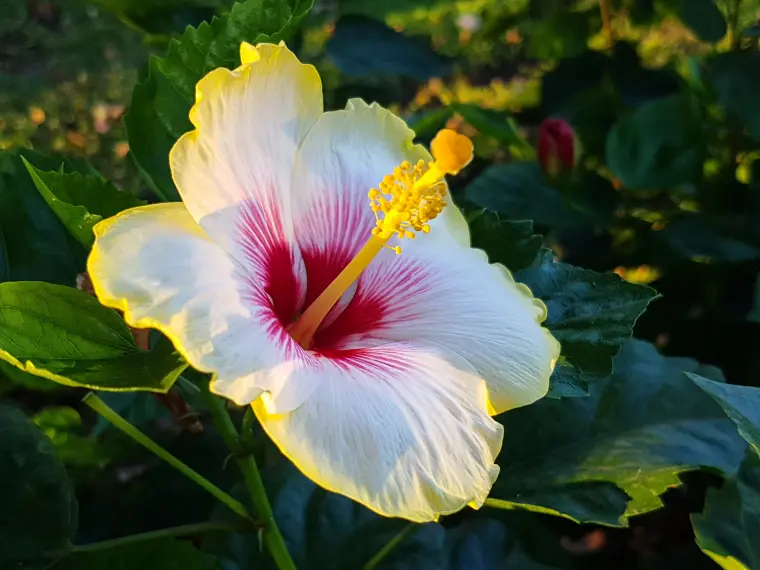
[288,129,473,348]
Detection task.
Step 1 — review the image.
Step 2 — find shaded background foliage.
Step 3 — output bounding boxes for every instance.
[3,0,760,569]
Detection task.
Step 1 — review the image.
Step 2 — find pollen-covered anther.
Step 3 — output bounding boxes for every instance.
[369,159,449,244]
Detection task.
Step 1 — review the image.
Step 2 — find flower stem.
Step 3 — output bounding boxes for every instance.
[362,523,417,570]
[202,389,297,570]
[82,392,250,520]
[71,521,248,553]
[598,0,614,50]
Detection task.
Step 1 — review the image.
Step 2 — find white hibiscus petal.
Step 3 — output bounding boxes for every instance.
[318,241,559,415]
[169,42,321,307]
[290,99,470,319]
[88,203,322,410]
[254,343,503,522]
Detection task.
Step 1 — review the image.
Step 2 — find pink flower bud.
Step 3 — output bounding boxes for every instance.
[537,118,578,178]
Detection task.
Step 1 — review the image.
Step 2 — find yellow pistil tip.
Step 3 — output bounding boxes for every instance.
[430,128,474,175]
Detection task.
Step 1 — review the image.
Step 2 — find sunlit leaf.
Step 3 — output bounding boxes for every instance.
[0,282,186,392]
[126,0,314,200]
[0,404,77,569]
[517,251,658,397]
[692,451,760,570]
[690,375,760,456]
[23,157,144,249]
[468,212,543,273]
[491,340,747,523]
[0,151,86,285]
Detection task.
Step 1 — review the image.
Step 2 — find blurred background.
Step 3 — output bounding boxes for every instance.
[3,0,760,567]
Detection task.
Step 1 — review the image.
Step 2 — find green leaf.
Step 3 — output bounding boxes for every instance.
[658,214,760,263]
[485,482,631,526]
[671,0,726,42]
[451,104,525,148]
[689,375,760,456]
[209,462,556,569]
[468,212,543,273]
[126,0,314,200]
[606,94,706,190]
[57,539,220,570]
[94,0,222,38]
[327,15,452,79]
[491,340,747,523]
[0,282,187,392]
[406,107,453,141]
[464,163,592,230]
[706,51,760,143]
[0,151,86,285]
[0,404,77,569]
[692,451,760,570]
[524,11,597,60]
[33,407,112,467]
[516,250,658,397]
[22,157,144,249]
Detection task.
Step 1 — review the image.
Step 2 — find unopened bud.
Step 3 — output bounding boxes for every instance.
[537,118,579,178]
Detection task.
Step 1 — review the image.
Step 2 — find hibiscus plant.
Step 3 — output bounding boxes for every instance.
[2,1,760,569]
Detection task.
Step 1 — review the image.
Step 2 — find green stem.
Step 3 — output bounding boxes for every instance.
[72,521,247,553]
[363,523,417,570]
[598,0,614,50]
[203,391,297,570]
[729,0,742,49]
[83,392,250,521]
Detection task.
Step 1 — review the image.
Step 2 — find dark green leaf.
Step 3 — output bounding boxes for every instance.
[464,163,592,230]
[95,0,222,38]
[126,0,314,200]
[690,375,760,456]
[706,51,760,143]
[491,340,747,522]
[337,0,450,18]
[524,11,597,60]
[451,104,526,149]
[0,404,77,569]
[33,407,112,467]
[468,211,543,272]
[516,250,658,397]
[327,15,451,79]
[57,539,220,570]
[611,42,682,107]
[671,0,726,42]
[0,282,186,392]
[658,214,760,263]
[692,451,760,570]
[486,482,631,526]
[210,461,554,569]
[22,157,144,248]
[606,94,706,190]
[406,107,454,142]
[0,151,86,285]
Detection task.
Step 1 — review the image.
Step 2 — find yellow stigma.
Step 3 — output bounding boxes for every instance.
[289,129,473,348]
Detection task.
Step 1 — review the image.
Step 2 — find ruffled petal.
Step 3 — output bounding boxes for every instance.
[88,203,321,411]
[290,99,470,313]
[254,343,503,522]
[169,42,323,321]
[316,242,560,415]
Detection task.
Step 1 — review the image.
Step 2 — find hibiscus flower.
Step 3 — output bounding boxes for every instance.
[88,42,560,522]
